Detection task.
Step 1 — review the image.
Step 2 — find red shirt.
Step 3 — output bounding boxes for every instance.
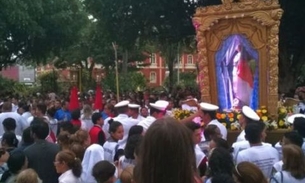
[71,119,81,127]
[89,125,104,144]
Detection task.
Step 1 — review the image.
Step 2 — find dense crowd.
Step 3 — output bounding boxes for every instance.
[0,90,303,183]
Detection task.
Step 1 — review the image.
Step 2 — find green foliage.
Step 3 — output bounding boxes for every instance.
[102,71,147,92]
[163,71,198,90]
[37,70,59,93]
[0,0,87,68]
[0,76,31,97]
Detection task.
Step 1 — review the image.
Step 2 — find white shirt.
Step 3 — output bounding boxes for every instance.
[0,112,28,136]
[208,119,227,140]
[113,114,139,149]
[81,144,104,183]
[49,118,58,136]
[273,160,283,172]
[130,115,145,123]
[195,145,205,168]
[232,141,272,162]
[236,130,246,142]
[81,115,94,131]
[270,171,305,183]
[0,134,22,147]
[59,169,81,183]
[237,145,279,178]
[21,112,32,121]
[138,116,156,132]
[103,140,119,163]
[119,156,136,170]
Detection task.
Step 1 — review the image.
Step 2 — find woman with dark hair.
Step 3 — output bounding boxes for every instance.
[199,125,222,155]
[270,144,305,183]
[119,135,142,169]
[92,161,116,183]
[0,150,28,183]
[103,120,124,163]
[54,150,82,183]
[205,147,234,183]
[1,132,19,153]
[209,137,232,153]
[127,126,143,139]
[136,117,201,183]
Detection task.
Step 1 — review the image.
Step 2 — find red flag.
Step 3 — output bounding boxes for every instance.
[69,86,80,111]
[94,85,103,111]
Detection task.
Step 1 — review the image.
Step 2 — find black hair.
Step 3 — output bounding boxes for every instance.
[208,147,234,178]
[92,113,102,124]
[128,125,143,139]
[59,122,77,134]
[149,107,165,116]
[92,160,116,183]
[284,131,303,147]
[30,118,49,139]
[245,122,266,144]
[21,127,34,145]
[0,150,26,182]
[185,122,201,132]
[71,109,81,120]
[21,104,30,112]
[108,119,122,133]
[211,137,232,153]
[2,132,18,148]
[293,117,305,138]
[36,103,47,115]
[211,174,235,183]
[3,118,16,131]
[202,110,217,120]
[116,106,128,114]
[47,107,57,118]
[125,134,142,159]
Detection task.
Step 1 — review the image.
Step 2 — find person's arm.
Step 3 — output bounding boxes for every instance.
[180,109,203,123]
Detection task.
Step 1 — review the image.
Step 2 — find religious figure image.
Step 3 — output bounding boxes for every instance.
[216,35,259,110]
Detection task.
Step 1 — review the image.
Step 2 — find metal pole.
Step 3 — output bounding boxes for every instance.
[177,43,180,84]
[112,42,120,102]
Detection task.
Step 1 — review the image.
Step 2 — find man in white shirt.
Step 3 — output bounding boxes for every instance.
[236,106,260,142]
[236,122,279,178]
[0,102,28,136]
[128,104,145,122]
[200,102,227,140]
[109,100,138,149]
[138,100,169,132]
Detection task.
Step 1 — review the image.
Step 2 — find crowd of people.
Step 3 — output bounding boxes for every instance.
[0,90,304,183]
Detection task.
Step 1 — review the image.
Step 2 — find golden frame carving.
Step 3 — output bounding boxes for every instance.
[193,0,283,115]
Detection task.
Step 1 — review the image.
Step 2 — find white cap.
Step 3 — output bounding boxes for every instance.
[150,100,169,111]
[114,100,130,108]
[287,114,305,124]
[242,106,260,121]
[199,102,219,111]
[128,104,140,108]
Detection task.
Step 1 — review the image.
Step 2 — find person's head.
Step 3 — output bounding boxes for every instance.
[125,135,142,160]
[30,118,49,140]
[70,129,91,148]
[128,126,144,139]
[92,113,104,126]
[70,143,85,161]
[21,127,34,145]
[209,137,231,152]
[92,160,116,183]
[62,100,69,110]
[1,132,19,149]
[239,106,259,128]
[71,109,81,120]
[137,117,196,183]
[204,125,222,141]
[208,147,234,178]
[7,150,28,174]
[16,168,41,183]
[211,174,236,183]
[2,102,12,112]
[128,105,140,117]
[293,117,305,138]
[245,122,266,144]
[55,100,61,109]
[47,107,57,119]
[201,110,217,122]
[59,122,76,134]
[116,106,129,115]
[3,118,16,132]
[83,104,93,118]
[185,122,202,144]
[282,131,303,147]
[0,148,10,163]
[108,120,124,141]
[140,107,149,118]
[282,144,305,179]
[104,104,114,115]
[57,132,71,150]
[120,166,134,183]
[233,162,268,183]
[36,103,47,117]
[54,150,82,177]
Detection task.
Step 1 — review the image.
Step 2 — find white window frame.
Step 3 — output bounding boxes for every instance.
[150,72,157,83]
[187,55,193,64]
[150,53,157,64]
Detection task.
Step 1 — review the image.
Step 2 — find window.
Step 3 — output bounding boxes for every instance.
[187,55,193,64]
[150,53,156,64]
[150,72,156,83]
[178,56,182,63]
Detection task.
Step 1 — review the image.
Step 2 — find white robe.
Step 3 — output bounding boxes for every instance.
[138,116,156,132]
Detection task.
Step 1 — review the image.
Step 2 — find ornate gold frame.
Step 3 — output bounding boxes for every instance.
[193,0,283,115]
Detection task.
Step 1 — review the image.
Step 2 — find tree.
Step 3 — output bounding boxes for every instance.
[0,0,87,68]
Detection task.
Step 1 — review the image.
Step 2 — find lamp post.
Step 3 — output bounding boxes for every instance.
[112,42,120,102]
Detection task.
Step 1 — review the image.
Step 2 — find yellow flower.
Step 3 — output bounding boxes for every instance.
[230,125,237,131]
[222,123,227,127]
[261,106,266,109]
[221,114,226,119]
[229,118,234,122]
[256,109,261,113]
[262,116,268,122]
[262,109,267,114]
[279,108,287,114]
[279,120,285,127]
[237,114,241,120]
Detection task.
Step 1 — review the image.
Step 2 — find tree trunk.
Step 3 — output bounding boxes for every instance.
[122,50,128,75]
[162,43,177,93]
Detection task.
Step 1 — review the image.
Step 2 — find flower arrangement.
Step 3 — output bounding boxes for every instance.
[277,106,293,129]
[172,108,194,121]
[216,110,241,130]
[256,106,278,130]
